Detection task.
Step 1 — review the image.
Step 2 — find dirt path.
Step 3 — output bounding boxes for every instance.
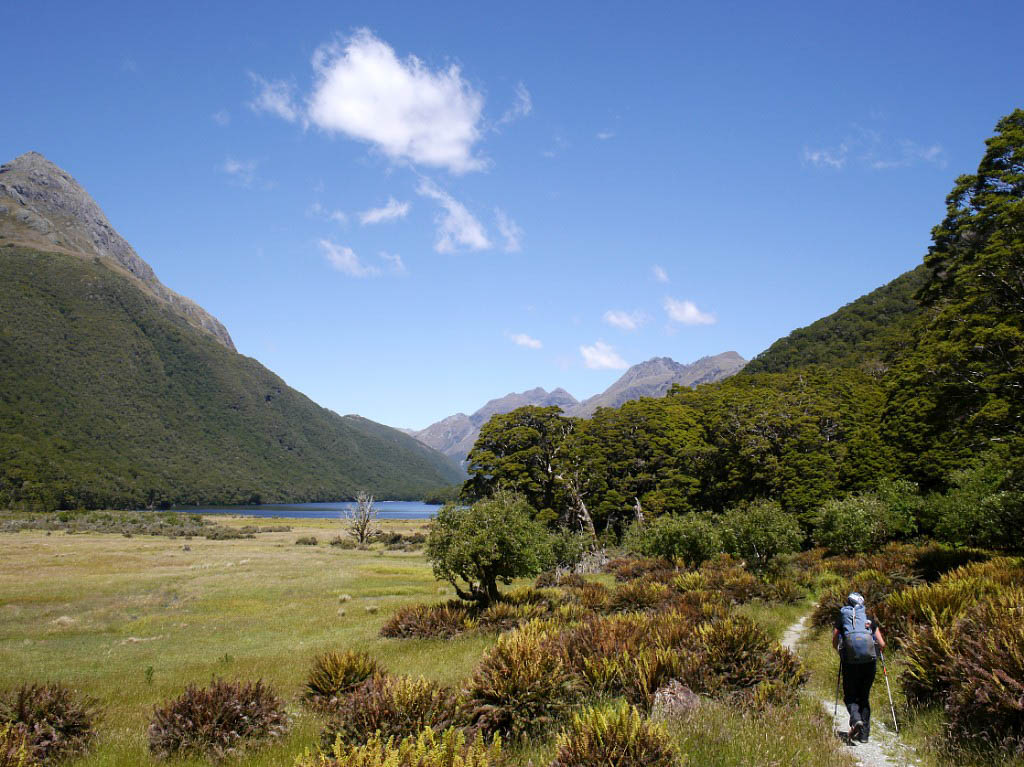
[781,611,919,767]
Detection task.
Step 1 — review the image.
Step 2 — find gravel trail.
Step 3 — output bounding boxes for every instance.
[781,611,920,767]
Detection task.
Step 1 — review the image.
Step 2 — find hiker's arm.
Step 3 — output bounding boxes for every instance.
[832,627,841,650]
[874,627,885,650]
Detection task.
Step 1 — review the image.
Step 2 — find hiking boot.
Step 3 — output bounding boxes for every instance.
[850,720,863,741]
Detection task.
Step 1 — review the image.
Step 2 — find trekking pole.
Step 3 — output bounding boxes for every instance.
[878,650,898,734]
[834,655,842,719]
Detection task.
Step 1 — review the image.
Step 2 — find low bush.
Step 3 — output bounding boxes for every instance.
[609,580,671,613]
[718,500,803,570]
[461,621,581,740]
[550,702,678,767]
[810,568,899,628]
[900,619,958,707]
[568,582,612,612]
[299,726,502,767]
[147,679,288,760]
[0,682,99,764]
[605,557,675,583]
[623,513,722,567]
[476,602,549,634]
[303,650,384,710]
[329,536,357,549]
[0,724,33,767]
[320,675,459,748]
[295,536,318,546]
[812,490,916,554]
[379,603,475,639]
[502,587,565,608]
[535,571,587,589]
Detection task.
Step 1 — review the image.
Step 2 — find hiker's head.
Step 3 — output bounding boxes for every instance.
[847,592,865,607]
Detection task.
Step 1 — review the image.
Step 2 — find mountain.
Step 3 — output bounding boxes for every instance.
[743,265,928,375]
[0,153,463,510]
[566,352,747,418]
[411,387,579,463]
[410,355,745,462]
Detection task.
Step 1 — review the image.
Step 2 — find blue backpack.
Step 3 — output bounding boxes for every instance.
[839,603,877,664]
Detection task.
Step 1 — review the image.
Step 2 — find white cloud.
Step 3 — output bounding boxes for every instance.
[603,310,647,331]
[665,297,716,326]
[320,239,379,277]
[580,340,628,370]
[498,82,532,125]
[870,140,946,169]
[803,144,849,169]
[249,73,299,122]
[509,332,542,349]
[652,265,669,283]
[379,251,407,275]
[212,110,230,126]
[596,131,615,140]
[804,127,946,171]
[308,29,485,173]
[220,157,257,186]
[308,202,348,225]
[359,197,411,225]
[495,208,523,252]
[417,178,491,253]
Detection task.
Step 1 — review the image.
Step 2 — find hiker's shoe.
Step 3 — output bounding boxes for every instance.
[850,720,863,741]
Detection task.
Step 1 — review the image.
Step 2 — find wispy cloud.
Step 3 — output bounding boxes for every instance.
[665,297,715,325]
[498,82,532,125]
[495,208,523,252]
[359,197,411,225]
[212,110,230,127]
[220,157,258,186]
[603,310,647,331]
[379,251,407,275]
[804,126,945,171]
[596,131,615,140]
[308,202,348,225]
[307,29,485,173]
[249,73,299,122]
[320,240,379,277]
[580,340,628,370]
[652,265,669,283]
[509,332,542,349]
[417,178,491,253]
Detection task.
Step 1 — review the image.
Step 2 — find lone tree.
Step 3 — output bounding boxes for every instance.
[425,491,553,607]
[344,491,379,545]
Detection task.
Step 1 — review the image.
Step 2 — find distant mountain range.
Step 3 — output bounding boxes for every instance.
[409,352,747,463]
[0,152,463,509]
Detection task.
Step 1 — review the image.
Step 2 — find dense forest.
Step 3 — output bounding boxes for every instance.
[0,247,464,510]
[462,110,1024,554]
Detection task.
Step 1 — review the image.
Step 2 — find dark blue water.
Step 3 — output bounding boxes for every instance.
[174,501,440,520]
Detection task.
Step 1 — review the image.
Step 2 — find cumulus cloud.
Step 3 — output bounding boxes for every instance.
[652,265,669,283]
[603,310,646,331]
[307,29,485,173]
[495,208,523,252]
[359,197,411,225]
[665,297,716,326]
[249,73,299,122]
[417,178,491,253]
[498,82,532,125]
[580,340,628,370]
[509,332,542,349]
[320,239,379,277]
[220,157,257,186]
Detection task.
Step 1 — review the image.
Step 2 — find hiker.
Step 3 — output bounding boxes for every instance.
[832,592,885,743]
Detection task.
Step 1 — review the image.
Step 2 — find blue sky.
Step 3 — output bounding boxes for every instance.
[3,1,1022,429]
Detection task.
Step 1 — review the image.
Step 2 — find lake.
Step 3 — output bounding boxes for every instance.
[174,500,441,520]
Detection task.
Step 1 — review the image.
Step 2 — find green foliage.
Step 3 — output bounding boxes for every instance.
[0,246,462,511]
[718,500,803,569]
[550,702,679,767]
[295,536,318,546]
[609,580,672,613]
[299,726,502,767]
[0,683,98,765]
[475,601,549,634]
[0,509,283,539]
[147,679,288,760]
[461,621,581,740]
[811,569,899,629]
[812,483,918,554]
[426,492,554,606]
[623,512,722,566]
[320,675,458,748]
[379,603,475,639]
[303,650,384,710]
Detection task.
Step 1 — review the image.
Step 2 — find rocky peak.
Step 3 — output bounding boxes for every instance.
[0,152,235,350]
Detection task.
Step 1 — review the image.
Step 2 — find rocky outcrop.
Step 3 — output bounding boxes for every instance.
[0,152,235,349]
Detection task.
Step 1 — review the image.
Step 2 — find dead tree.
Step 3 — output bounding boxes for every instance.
[344,491,380,544]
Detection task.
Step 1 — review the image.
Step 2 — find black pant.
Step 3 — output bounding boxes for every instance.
[842,661,876,738]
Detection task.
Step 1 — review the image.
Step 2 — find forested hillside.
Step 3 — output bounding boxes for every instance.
[0,246,463,510]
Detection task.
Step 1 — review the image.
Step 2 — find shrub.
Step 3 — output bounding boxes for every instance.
[605,557,675,583]
[147,679,288,760]
[503,586,565,608]
[810,569,898,628]
[535,571,587,589]
[303,650,384,710]
[623,513,722,567]
[569,582,612,612]
[379,603,475,639]
[320,675,458,748]
[476,602,549,634]
[900,618,958,707]
[550,530,591,571]
[812,489,916,555]
[609,580,671,613]
[0,724,33,767]
[299,726,502,767]
[718,500,803,569]
[295,536,318,545]
[550,702,678,767]
[329,536,357,549]
[0,682,99,764]
[462,621,581,740]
